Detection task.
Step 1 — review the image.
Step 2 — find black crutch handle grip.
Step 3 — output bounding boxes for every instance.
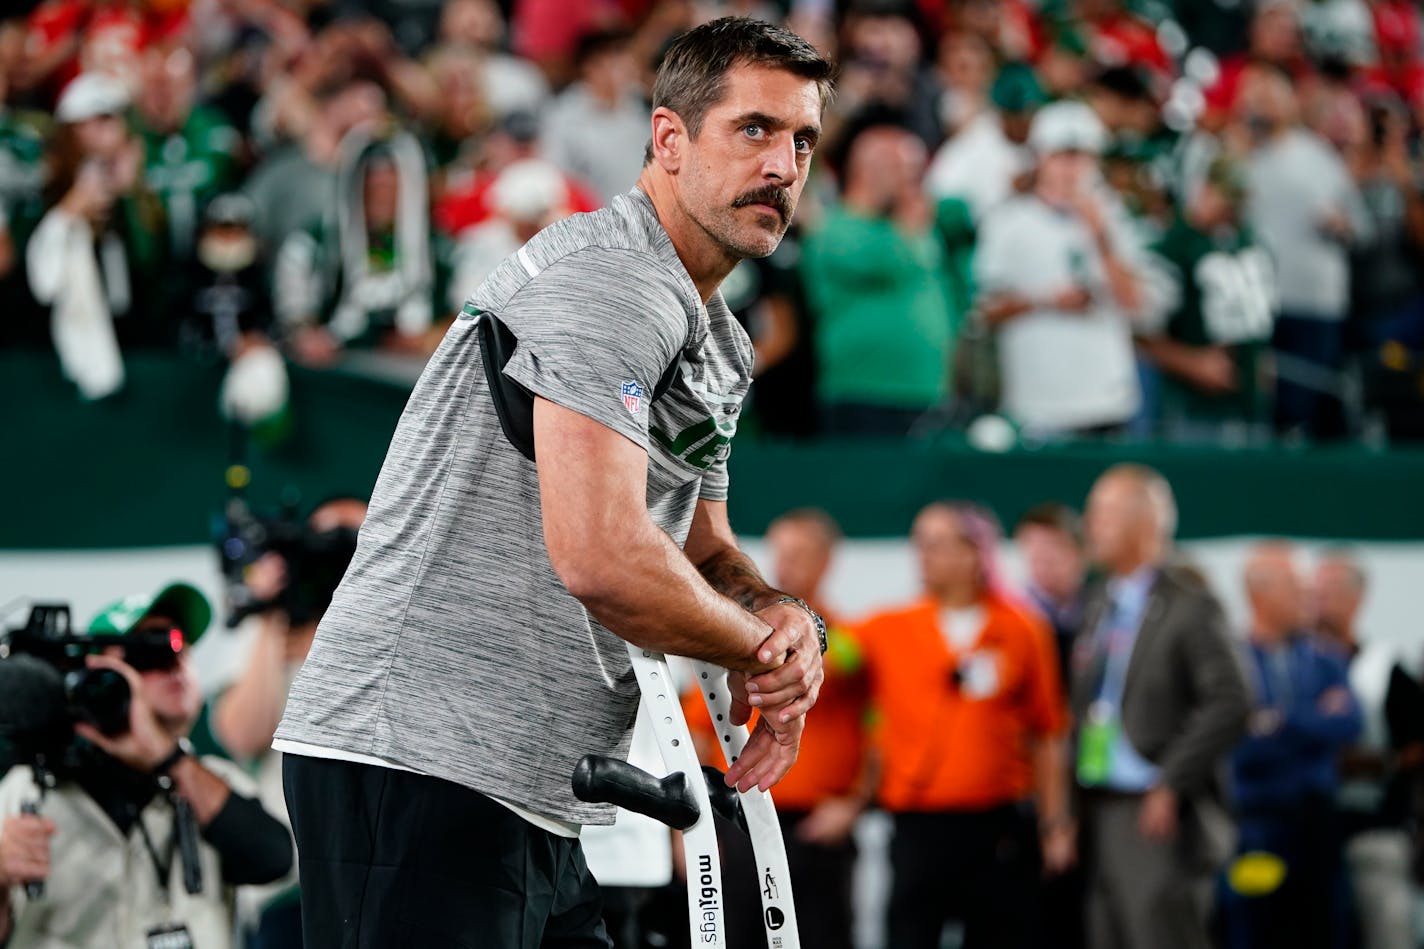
[700,766,749,837]
[572,756,702,831]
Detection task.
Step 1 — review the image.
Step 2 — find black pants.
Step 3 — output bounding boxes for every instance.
[887,806,1042,949]
[283,754,611,949]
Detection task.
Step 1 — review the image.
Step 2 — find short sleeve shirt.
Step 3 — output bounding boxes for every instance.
[275,190,754,825]
[852,594,1068,811]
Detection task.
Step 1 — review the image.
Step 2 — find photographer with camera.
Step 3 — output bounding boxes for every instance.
[210,498,366,949]
[0,583,294,948]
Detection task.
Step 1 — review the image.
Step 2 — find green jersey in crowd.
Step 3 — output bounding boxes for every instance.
[140,105,242,256]
[1151,213,1276,430]
[802,199,968,412]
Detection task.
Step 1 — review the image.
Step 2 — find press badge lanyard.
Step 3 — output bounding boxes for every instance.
[134,808,177,900]
[135,806,198,949]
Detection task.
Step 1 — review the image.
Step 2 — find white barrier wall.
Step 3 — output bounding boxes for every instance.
[3,536,1422,693]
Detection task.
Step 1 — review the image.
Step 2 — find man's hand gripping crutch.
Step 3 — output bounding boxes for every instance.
[575,597,824,948]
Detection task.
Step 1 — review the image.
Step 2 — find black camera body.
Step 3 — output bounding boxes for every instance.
[216,496,360,628]
[0,605,135,772]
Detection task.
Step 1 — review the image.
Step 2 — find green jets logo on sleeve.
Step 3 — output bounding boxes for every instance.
[650,413,737,470]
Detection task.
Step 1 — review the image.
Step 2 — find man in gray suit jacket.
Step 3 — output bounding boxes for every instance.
[1070,464,1250,949]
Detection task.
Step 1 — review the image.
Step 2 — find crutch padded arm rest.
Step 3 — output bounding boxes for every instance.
[572,755,701,831]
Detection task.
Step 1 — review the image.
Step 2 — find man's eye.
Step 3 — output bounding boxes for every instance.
[744,124,764,139]
[794,137,813,153]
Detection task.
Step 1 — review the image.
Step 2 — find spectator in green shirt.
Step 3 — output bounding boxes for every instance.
[801,115,956,437]
[134,47,243,262]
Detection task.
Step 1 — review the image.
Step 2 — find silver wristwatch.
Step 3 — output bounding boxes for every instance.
[774,596,827,655]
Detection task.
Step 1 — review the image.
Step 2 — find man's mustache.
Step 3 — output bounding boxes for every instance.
[732,187,793,220]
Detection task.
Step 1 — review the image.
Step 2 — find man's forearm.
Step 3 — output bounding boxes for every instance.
[1033,736,1071,827]
[695,546,784,611]
[560,520,779,674]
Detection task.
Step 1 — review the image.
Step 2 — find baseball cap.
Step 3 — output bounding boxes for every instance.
[55,72,131,124]
[89,582,212,645]
[991,62,1048,114]
[491,158,568,221]
[1028,100,1108,156]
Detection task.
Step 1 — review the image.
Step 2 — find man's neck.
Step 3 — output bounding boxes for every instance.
[931,584,980,610]
[1250,621,1291,649]
[1321,622,1358,653]
[842,184,891,218]
[1106,553,1155,580]
[635,172,738,303]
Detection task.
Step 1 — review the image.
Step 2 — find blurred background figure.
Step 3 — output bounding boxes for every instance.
[434,108,600,240]
[832,0,940,146]
[974,101,1149,438]
[210,497,367,949]
[925,60,1043,221]
[1316,549,1424,949]
[1348,94,1424,442]
[1138,158,1277,444]
[1013,500,1090,949]
[802,113,954,437]
[133,45,242,262]
[1014,502,1087,685]
[1072,465,1249,949]
[853,501,1070,949]
[1236,64,1370,440]
[1223,542,1360,949]
[27,71,167,401]
[242,80,389,258]
[181,192,289,433]
[273,133,445,366]
[758,509,868,949]
[434,0,548,122]
[540,28,648,205]
[449,157,572,305]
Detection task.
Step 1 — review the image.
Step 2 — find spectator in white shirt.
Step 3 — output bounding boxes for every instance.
[973,100,1150,437]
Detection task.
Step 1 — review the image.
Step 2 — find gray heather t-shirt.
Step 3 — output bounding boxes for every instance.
[275,189,754,825]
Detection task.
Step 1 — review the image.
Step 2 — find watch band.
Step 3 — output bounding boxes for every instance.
[152,737,194,777]
[773,595,828,655]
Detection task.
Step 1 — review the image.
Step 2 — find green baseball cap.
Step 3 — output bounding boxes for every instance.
[991,63,1049,114]
[89,582,213,645]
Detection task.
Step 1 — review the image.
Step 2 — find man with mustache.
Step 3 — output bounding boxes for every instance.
[273,17,834,949]
[802,112,957,436]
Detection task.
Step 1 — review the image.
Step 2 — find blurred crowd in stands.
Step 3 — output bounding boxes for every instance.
[4,0,1424,445]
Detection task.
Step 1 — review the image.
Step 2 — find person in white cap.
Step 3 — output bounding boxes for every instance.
[973,99,1152,438]
[448,157,572,306]
[26,71,165,401]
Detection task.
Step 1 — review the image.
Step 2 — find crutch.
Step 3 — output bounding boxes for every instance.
[574,643,801,948]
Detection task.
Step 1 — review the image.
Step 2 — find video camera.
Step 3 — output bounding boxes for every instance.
[0,603,183,770]
[215,494,359,628]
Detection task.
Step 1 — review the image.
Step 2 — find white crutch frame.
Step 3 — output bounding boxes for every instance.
[574,643,801,948]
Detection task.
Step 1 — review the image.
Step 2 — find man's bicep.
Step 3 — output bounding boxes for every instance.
[534,397,650,570]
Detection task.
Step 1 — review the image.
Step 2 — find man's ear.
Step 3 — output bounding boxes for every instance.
[650,107,685,171]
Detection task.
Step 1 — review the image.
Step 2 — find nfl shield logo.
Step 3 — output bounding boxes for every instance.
[621,380,645,415]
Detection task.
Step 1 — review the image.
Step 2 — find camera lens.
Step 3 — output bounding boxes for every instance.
[63,668,131,737]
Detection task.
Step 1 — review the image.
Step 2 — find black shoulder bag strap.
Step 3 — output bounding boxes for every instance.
[472,308,682,462]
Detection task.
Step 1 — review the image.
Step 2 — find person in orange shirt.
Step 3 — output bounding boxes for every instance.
[683,507,868,949]
[855,501,1072,949]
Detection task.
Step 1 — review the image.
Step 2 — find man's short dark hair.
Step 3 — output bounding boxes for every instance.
[574,28,632,72]
[643,17,835,164]
[1015,502,1084,547]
